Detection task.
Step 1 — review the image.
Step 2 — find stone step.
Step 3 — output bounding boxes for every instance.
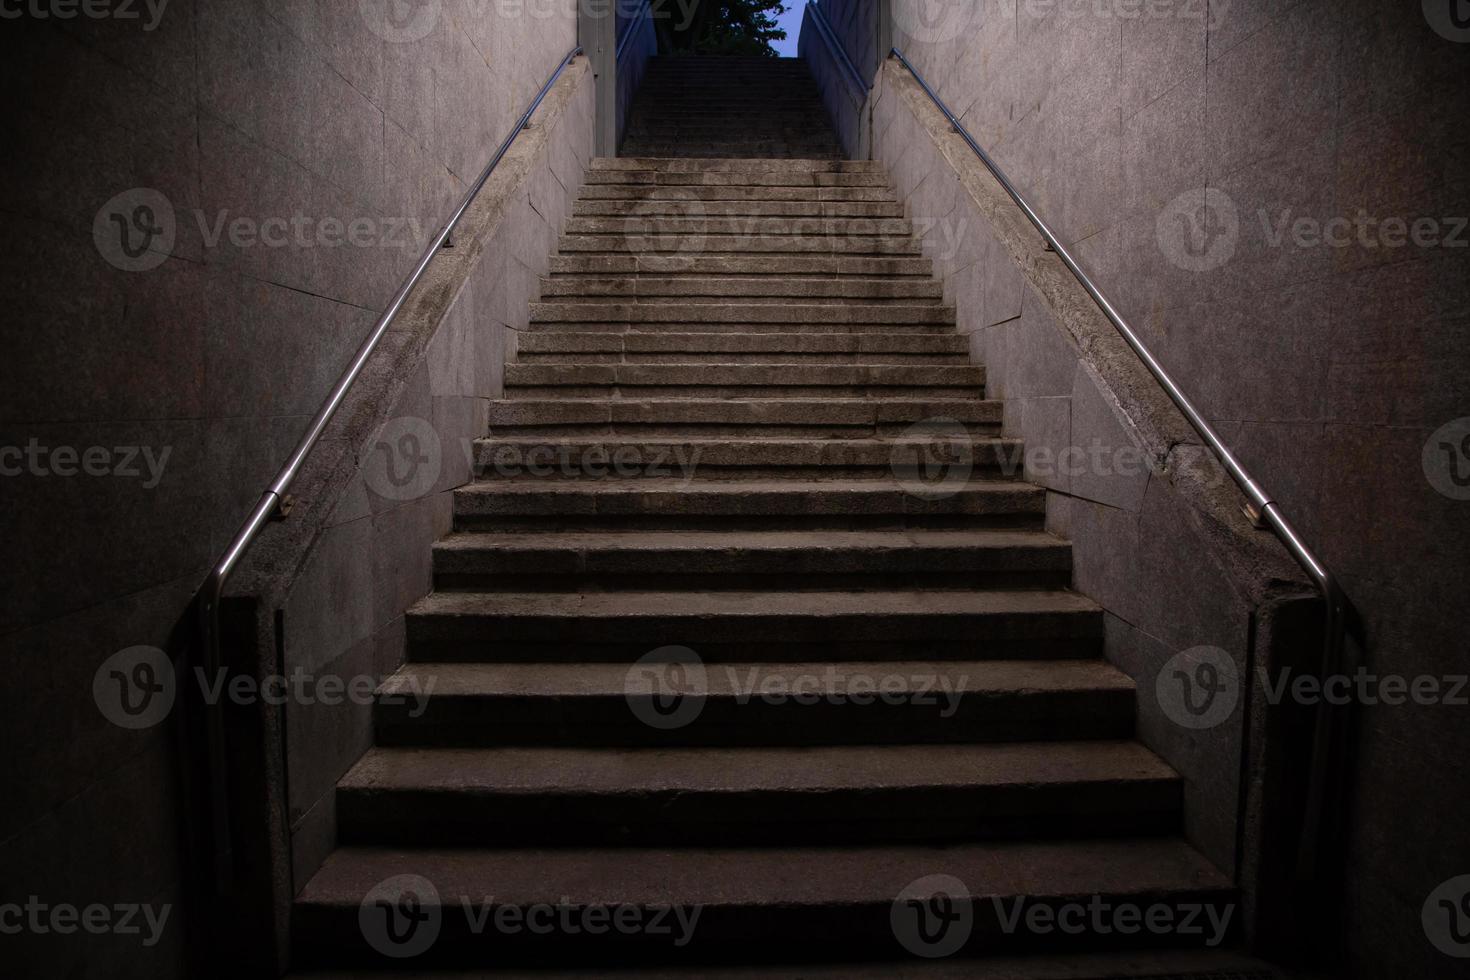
[451,478,1046,532]
[546,254,933,277]
[591,158,886,174]
[335,741,1180,846]
[401,590,1103,665]
[289,949,1283,979]
[617,144,845,161]
[503,364,982,391]
[483,398,1002,431]
[557,234,919,256]
[528,303,954,325]
[578,184,899,202]
[471,436,1021,480]
[563,216,913,237]
[293,838,1232,965]
[572,199,907,218]
[515,332,964,354]
[430,529,1070,590]
[377,657,1127,746]
[585,171,890,188]
[538,277,942,300]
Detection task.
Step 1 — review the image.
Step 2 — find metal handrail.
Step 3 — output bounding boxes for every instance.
[192,45,584,893]
[888,46,1350,883]
[615,0,653,63]
[805,2,869,98]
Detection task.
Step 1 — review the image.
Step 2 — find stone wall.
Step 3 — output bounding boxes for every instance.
[0,2,584,975]
[807,2,1470,974]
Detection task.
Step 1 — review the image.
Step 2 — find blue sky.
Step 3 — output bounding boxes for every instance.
[771,4,805,56]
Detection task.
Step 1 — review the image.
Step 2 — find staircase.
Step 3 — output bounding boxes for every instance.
[621,57,844,159]
[290,59,1264,977]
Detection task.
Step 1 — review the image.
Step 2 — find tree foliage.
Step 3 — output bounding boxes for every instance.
[656,0,788,56]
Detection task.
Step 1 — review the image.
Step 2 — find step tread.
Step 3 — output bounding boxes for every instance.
[434,528,1068,555]
[407,588,1100,621]
[340,741,1176,796]
[382,659,1130,698]
[297,837,1228,908]
[288,948,1279,977]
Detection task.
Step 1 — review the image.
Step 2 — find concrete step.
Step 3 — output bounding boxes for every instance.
[563,216,914,237]
[619,143,846,161]
[528,303,954,325]
[547,254,933,277]
[591,158,886,174]
[293,838,1232,965]
[336,741,1180,846]
[430,529,1070,590]
[290,949,1283,978]
[517,352,970,366]
[377,657,1128,746]
[572,198,907,218]
[517,330,958,352]
[483,398,1002,432]
[540,277,940,300]
[577,184,899,203]
[471,436,1021,481]
[401,590,1103,664]
[584,171,890,188]
[503,364,983,392]
[557,234,919,256]
[451,478,1047,532]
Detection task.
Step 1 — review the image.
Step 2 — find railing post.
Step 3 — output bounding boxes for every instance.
[581,0,618,156]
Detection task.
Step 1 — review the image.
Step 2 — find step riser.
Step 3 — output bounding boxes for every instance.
[505,386,986,399]
[573,201,907,218]
[565,218,914,236]
[547,256,931,276]
[518,353,971,365]
[577,186,899,202]
[515,334,964,353]
[592,160,886,173]
[404,621,1102,665]
[377,685,1125,746]
[557,236,921,256]
[337,782,1180,847]
[538,280,940,300]
[584,173,891,188]
[529,305,955,325]
[295,891,1236,968]
[454,513,1048,533]
[472,443,1023,475]
[485,402,1002,427]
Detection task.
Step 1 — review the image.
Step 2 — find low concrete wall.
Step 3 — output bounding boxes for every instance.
[872,58,1322,937]
[216,56,594,971]
[798,2,873,159]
